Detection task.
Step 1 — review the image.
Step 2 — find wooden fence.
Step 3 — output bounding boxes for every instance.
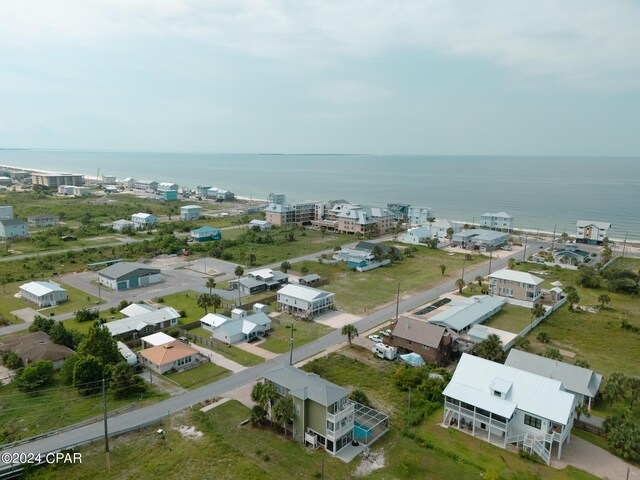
[574,419,606,437]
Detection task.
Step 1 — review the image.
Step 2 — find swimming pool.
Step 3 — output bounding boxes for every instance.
[353,422,373,441]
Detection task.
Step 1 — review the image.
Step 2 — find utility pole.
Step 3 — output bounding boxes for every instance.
[102,378,110,464]
[395,282,400,321]
[461,256,466,283]
[289,321,295,365]
[551,224,557,251]
[523,233,528,261]
[488,248,493,275]
[622,233,628,258]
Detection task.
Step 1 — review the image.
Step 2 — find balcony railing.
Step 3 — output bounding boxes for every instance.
[327,402,354,424]
[445,401,508,429]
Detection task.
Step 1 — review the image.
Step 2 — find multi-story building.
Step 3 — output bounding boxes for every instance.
[134,180,159,191]
[102,175,116,184]
[267,192,286,205]
[157,182,179,192]
[386,203,410,221]
[0,218,29,239]
[333,204,395,235]
[407,206,432,226]
[576,220,611,245]
[265,201,316,226]
[31,173,84,188]
[488,269,543,303]
[131,212,157,229]
[277,284,335,319]
[480,212,514,232]
[27,215,58,227]
[122,177,135,189]
[180,205,202,221]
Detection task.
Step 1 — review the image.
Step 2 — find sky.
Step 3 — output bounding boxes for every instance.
[0,0,639,155]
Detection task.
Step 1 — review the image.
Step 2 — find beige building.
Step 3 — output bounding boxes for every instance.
[32,173,84,188]
[488,269,543,302]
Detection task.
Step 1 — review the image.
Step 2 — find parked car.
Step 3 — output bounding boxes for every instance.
[381,329,392,337]
[368,334,383,343]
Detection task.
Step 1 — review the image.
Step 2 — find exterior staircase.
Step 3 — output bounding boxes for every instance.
[507,432,556,465]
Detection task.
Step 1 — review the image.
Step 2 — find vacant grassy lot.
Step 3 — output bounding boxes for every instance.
[6,235,121,255]
[0,280,103,325]
[293,247,485,315]
[512,262,640,379]
[259,314,334,354]
[0,375,167,443]
[154,290,211,325]
[185,328,264,367]
[165,362,231,389]
[485,304,534,333]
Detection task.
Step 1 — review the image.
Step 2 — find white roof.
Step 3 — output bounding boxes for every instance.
[482,211,512,218]
[200,313,231,328]
[249,219,270,226]
[278,284,333,302]
[248,268,275,280]
[428,295,506,331]
[406,227,432,237]
[19,281,66,297]
[105,307,180,336]
[120,303,155,317]
[140,332,175,347]
[444,354,575,425]
[132,212,154,219]
[488,268,543,286]
[576,220,611,229]
[181,204,201,210]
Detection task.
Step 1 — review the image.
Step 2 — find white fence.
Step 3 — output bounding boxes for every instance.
[503,297,567,350]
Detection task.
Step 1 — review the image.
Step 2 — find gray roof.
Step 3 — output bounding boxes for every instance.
[97,262,160,281]
[505,349,603,399]
[427,295,506,331]
[104,307,180,336]
[301,274,321,282]
[453,229,509,241]
[0,218,27,227]
[577,220,611,230]
[264,364,349,407]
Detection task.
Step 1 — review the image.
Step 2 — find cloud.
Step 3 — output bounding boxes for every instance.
[1,0,639,89]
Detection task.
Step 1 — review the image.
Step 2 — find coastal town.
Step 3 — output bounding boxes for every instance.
[0,168,638,479]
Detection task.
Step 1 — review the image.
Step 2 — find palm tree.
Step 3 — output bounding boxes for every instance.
[455,278,465,294]
[446,227,454,240]
[475,275,483,287]
[196,293,213,314]
[247,252,256,267]
[210,294,222,313]
[508,258,516,269]
[280,261,291,273]
[474,334,504,362]
[567,290,580,311]
[575,402,591,421]
[531,302,546,321]
[598,294,611,309]
[234,266,244,306]
[512,337,531,352]
[439,264,446,276]
[341,324,359,347]
[250,405,268,426]
[205,278,216,295]
[272,396,294,435]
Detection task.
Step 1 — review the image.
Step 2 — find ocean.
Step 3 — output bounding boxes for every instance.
[1,150,638,241]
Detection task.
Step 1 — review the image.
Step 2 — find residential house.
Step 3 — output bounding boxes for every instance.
[389,316,456,366]
[19,281,67,307]
[480,212,514,232]
[140,332,177,349]
[134,180,158,191]
[120,303,156,317]
[0,205,13,220]
[505,349,603,409]
[576,220,611,245]
[72,187,91,197]
[98,262,162,290]
[249,219,272,230]
[488,269,543,303]
[424,295,506,334]
[443,353,575,464]
[27,214,58,227]
[57,185,75,195]
[162,190,178,201]
[195,185,211,197]
[451,229,509,250]
[400,227,433,245]
[0,331,74,370]
[180,205,202,221]
[139,340,201,374]
[190,226,222,242]
[201,305,272,344]
[407,206,432,226]
[0,218,29,240]
[32,173,84,188]
[430,219,460,241]
[231,268,289,296]
[386,203,410,221]
[123,177,135,189]
[206,187,235,201]
[553,245,591,265]
[102,175,116,184]
[263,364,389,455]
[277,284,335,319]
[299,274,321,286]
[104,307,180,338]
[111,219,135,232]
[131,212,157,229]
[267,192,286,205]
[0,176,11,186]
[157,182,178,192]
[332,248,390,271]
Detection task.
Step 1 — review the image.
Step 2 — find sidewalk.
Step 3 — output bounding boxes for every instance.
[234,340,279,359]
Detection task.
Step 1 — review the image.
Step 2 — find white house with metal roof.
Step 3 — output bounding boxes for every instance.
[277,284,335,319]
[120,303,156,317]
[400,227,433,245]
[430,219,460,240]
[140,332,176,349]
[443,353,576,464]
[505,349,603,409]
[407,206,432,226]
[104,307,180,338]
[451,229,509,249]
[0,218,29,239]
[98,262,161,291]
[131,212,157,229]
[249,219,272,230]
[19,281,68,307]
[488,269,543,303]
[576,220,611,245]
[200,305,271,344]
[180,205,202,221]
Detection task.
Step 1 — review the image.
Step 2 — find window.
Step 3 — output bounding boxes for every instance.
[295,404,300,416]
[327,421,334,432]
[493,390,501,397]
[524,414,542,429]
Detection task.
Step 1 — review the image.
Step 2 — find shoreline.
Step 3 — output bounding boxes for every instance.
[1,163,638,245]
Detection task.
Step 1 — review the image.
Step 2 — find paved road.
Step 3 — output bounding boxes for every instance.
[0,250,512,461]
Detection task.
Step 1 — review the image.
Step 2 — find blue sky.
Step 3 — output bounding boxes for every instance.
[0,0,639,155]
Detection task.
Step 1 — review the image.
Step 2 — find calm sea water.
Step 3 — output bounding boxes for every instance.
[1,150,638,240]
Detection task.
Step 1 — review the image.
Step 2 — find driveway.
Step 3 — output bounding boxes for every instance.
[315,310,361,329]
[189,343,246,373]
[553,436,638,479]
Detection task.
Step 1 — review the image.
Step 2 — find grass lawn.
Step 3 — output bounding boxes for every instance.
[5,236,120,255]
[165,362,231,389]
[511,262,640,379]
[153,290,212,325]
[485,304,534,333]
[184,328,265,366]
[0,375,167,443]
[0,280,103,326]
[571,428,609,451]
[259,314,334,354]
[293,247,485,315]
